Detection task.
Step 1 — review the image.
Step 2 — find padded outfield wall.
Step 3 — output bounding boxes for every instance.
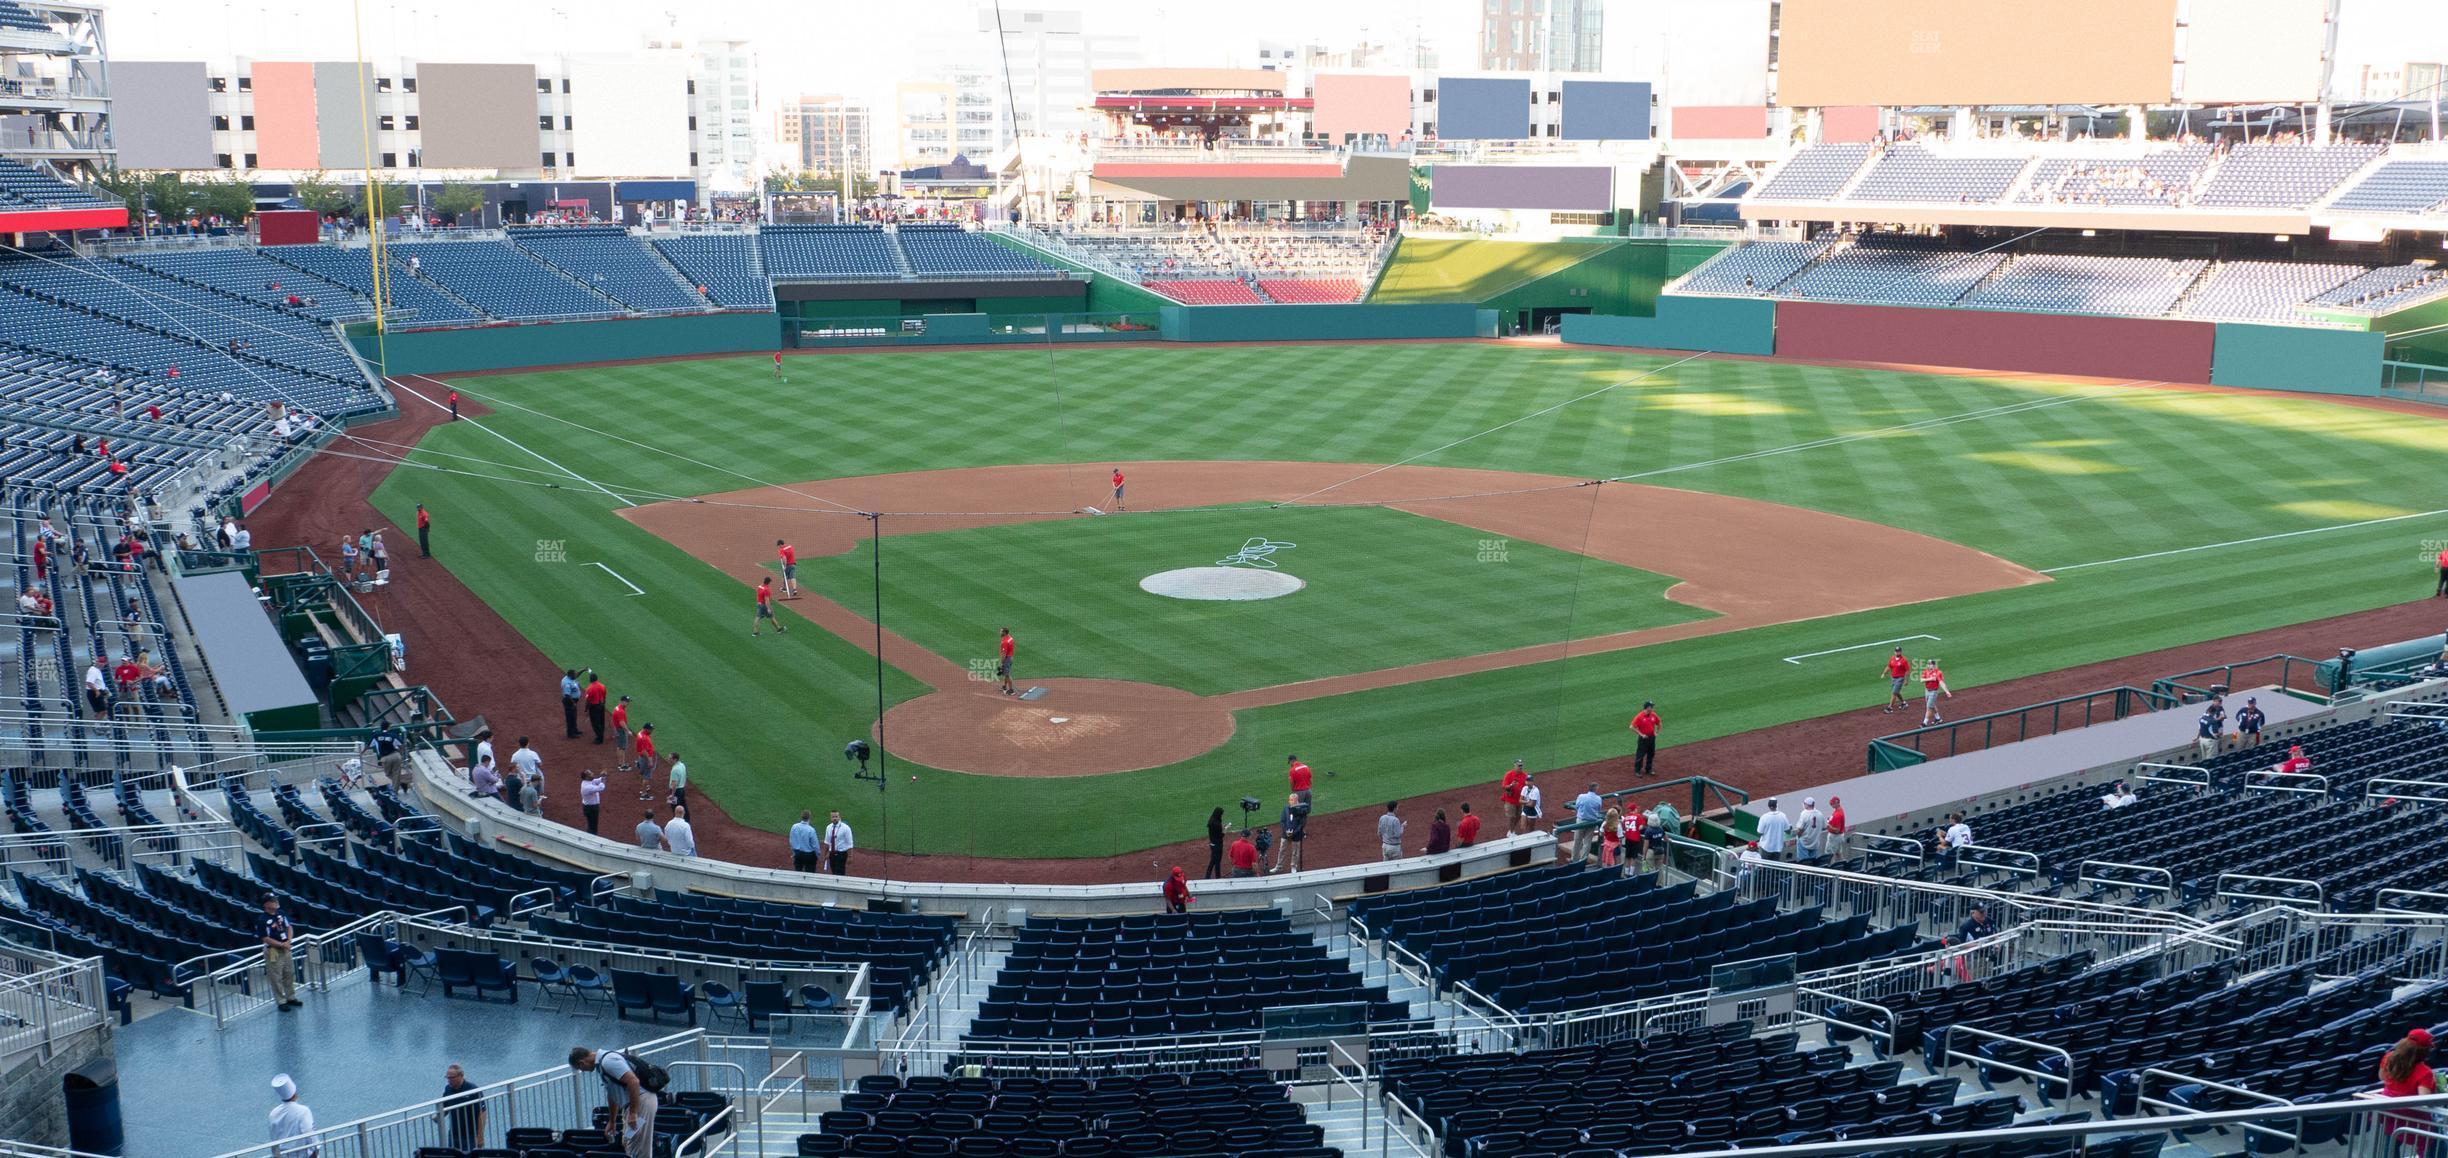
[350,312,782,375]
[1775,302,2219,383]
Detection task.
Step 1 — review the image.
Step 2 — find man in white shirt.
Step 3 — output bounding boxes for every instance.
[509,737,543,793]
[1520,777,1544,827]
[1942,812,1974,869]
[789,811,821,872]
[2100,781,2138,810]
[1756,798,1791,859]
[83,658,110,716]
[232,524,253,551]
[663,806,696,857]
[1793,798,1826,863]
[823,811,855,875]
[268,1073,316,1156]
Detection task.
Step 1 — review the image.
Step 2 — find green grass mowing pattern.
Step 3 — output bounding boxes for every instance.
[790,505,1706,695]
[370,343,2448,857]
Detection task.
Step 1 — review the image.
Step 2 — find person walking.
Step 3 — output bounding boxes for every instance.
[1794,797,1827,863]
[823,811,854,875]
[414,504,430,558]
[1274,793,1308,873]
[1227,829,1258,877]
[268,1074,315,1156]
[569,1047,660,1158]
[83,656,109,717]
[1376,801,1406,861]
[1110,467,1127,511]
[1455,802,1481,847]
[1162,866,1191,913]
[665,754,688,812]
[260,893,301,1010]
[1629,701,1661,776]
[1204,807,1226,879]
[634,809,665,852]
[560,669,583,738]
[1424,808,1452,855]
[445,388,459,420]
[1825,795,1848,861]
[1919,660,1953,725]
[1756,798,1791,861]
[996,628,1017,695]
[790,811,821,872]
[1571,783,1604,861]
[436,1064,486,1151]
[372,726,406,789]
[1499,760,1528,834]
[752,576,785,637]
[664,806,696,857]
[584,674,608,744]
[1884,647,1912,713]
[776,539,799,598]
[579,770,605,835]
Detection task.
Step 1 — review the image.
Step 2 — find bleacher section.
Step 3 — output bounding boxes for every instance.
[263,243,483,327]
[964,911,1404,1044]
[529,889,954,1015]
[1962,255,2206,317]
[1146,279,1265,305]
[1348,865,1922,1014]
[2307,263,2448,311]
[1778,244,2006,307]
[114,248,372,323]
[808,1070,1339,1158]
[508,226,704,312]
[1676,241,1828,295]
[0,159,116,210]
[1849,145,2032,204]
[1025,225,1385,303]
[896,225,1059,275]
[2017,145,2211,207]
[760,225,904,280]
[1256,279,1364,304]
[649,233,770,308]
[2176,260,2360,321]
[384,240,623,320]
[2330,161,2448,215]
[1752,144,1872,201]
[2192,142,2387,209]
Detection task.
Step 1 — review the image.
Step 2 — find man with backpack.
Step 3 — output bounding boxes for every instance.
[569,1046,666,1157]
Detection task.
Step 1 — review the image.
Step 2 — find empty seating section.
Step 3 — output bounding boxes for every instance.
[965,911,1403,1044]
[1255,279,1363,304]
[1676,241,1828,294]
[2193,142,2385,208]
[385,240,620,320]
[896,225,1059,275]
[0,254,360,381]
[114,248,371,323]
[2017,145,2210,207]
[528,891,954,1014]
[649,233,769,307]
[2330,161,2448,214]
[2308,263,2448,311]
[760,225,903,280]
[1778,244,2005,307]
[509,226,704,312]
[806,1070,1336,1158]
[2177,260,2360,321]
[1848,145,2032,203]
[262,244,481,327]
[1962,255,2206,317]
[1349,865,1922,1014]
[0,159,116,210]
[1752,144,1872,200]
[1145,279,1265,305]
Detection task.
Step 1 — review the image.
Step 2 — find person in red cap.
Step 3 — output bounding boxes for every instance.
[2275,745,2313,776]
[2381,1028,2438,1145]
[1161,866,1190,914]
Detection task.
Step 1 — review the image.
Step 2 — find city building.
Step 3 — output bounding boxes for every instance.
[776,94,873,176]
[1479,0,1603,73]
[975,6,1140,143]
[893,71,1002,169]
[687,37,762,193]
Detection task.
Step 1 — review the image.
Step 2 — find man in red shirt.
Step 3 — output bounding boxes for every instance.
[2275,745,2313,776]
[776,539,799,598]
[1884,648,1912,713]
[1227,830,1259,877]
[1629,701,1661,777]
[1110,467,1126,512]
[1161,866,1190,913]
[1825,795,1848,861]
[583,674,608,744]
[1920,662,1953,726]
[2437,546,2448,598]
[415,504,431,558]
[1500,760,1529,834]
[1455,802,1481,847]
[630,723,658,796]
[446,389,460,420]
[610,695,632,755]
[752,576,786,637]
[1287,755,1313,803]
[113,656,145,699]
[997,628,1016,695]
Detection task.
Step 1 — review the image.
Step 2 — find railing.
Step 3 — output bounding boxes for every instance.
[2377,888,2448,916]
[2133,760,2210,788]
[1845,830,1924,869]
[2135,1068,2301,1146]
[1952,845,2042,880]
[754,1050,811,1154]
[1794,985,1897,1054]
[1320,1039,1375,1152]
[1378,1082,1440,1158]
[388,913,870,1017]
[207,1028,710,1158]
[2216,872,2325,909]
[178,911,384,1028]
[2078,859,2177,897]
[2382,359,2448,403]
[0,948,108,1062]
[1940,1023,2076,1103]
[2241,767,2332,796]
[1868,685,2175,771]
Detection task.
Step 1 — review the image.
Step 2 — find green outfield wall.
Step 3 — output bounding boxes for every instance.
[351,312,781,375]
[2209,322,2387,396]
[1560,295,1776,356]
[1157,302,1480,342]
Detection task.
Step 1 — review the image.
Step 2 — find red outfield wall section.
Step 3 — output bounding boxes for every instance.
[1775,302,2217,383]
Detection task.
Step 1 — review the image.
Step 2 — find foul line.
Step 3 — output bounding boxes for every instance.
[1782,634,1939,665]
[2040,508,2448,574]
[387,376,638,508]
[585,562,646,596]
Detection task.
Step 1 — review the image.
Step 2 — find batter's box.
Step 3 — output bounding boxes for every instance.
[1017,686,1048,701]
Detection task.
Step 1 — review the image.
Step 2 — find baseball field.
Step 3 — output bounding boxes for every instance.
[360,341,2448,859]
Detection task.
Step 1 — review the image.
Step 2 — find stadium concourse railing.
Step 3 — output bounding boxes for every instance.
[1867,685,2178,771]
[0,940,109,1065]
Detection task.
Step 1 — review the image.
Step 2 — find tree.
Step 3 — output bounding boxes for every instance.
[293,172,352,218]
[432,181,485,226]
[761,167,805,194]
[359,178,411,223]
[193,173,257,224]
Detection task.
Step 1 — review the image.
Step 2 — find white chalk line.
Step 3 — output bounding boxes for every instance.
[2041,509,2448,574]
[387,376,638,508]
[585,561,646,596]
[1782,634,1940,665]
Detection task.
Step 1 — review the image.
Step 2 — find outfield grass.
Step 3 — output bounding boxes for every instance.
[792,505,1705,695]
[371,343,2448,857]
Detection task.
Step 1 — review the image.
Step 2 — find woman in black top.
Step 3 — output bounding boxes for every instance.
[1205,808,1226,879]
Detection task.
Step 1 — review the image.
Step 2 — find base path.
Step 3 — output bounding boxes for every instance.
[622,461,2044,775]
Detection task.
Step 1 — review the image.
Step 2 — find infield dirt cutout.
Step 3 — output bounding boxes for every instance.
[622,461,2045,777]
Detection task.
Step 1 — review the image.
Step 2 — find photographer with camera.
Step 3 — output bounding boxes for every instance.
[1273,791,1309,874]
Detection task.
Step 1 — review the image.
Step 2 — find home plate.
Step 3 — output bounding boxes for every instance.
[1018,687,1047,700]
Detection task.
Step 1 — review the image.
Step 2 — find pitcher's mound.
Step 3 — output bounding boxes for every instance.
[880,679,1235,777]
[1140,567,1305,601]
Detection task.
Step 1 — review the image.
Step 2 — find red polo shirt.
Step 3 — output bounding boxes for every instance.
[1228,838,1257,871]
[1455,813,1481,846]
[1500,767,1527,805]
[756,581,773,607]
[584,681,606,706]
[633,732,656,761]
[1921,666,1945,690]
[778,544,796,567]
[1887,653,1911,679]
[113,660,143,689]
[1288,761,1312,793]
[1000,634,1015,660]
[610,703,628,730]
[1631,709,1659,738]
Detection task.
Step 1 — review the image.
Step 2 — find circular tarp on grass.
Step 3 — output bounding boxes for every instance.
[1139,566,1306,601]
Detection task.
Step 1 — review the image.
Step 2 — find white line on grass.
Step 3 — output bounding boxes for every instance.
[1610,385,2143,484]
[1782,634,1940,665]
[585,562,646,596]
[2040,509,2448,574]
[387,376,638,508]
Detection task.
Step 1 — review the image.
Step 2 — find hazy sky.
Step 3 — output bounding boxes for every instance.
[105,0,2448,122]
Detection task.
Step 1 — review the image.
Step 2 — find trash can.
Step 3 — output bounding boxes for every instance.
[295,636,331,692]
[63,1057,123,1155]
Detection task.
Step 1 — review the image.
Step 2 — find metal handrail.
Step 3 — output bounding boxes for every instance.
[2378,888,2448,915]
[2217,873,2325,908]
[2079,859,2177,895]
[1322,1039,1373,1150]
[1795,986,1897,1054]
[589,872,630,902]
[1377,1080,1439,1158]
[2136,1068,2300,1143]
[754,1051,808,1154]
[1953,846,2043,879]
[2134,760,2210,787]
[2368,777,2448,805]
[1941,1024,2076,1102]
[2241,768,2332,796]
[291,821,349,851]
[1846,831,1924,867]
[506,887,555,919]
[672,1103,734,1157]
